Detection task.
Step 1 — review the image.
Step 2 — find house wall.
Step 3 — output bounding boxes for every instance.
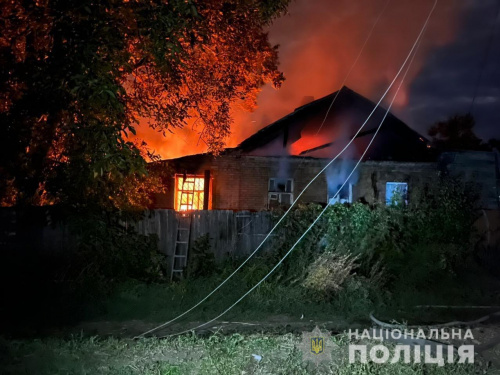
[153,155,439,210]
[354,161,438,204]
[211,156,328,210]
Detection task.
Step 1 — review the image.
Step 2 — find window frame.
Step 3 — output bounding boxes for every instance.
[327,182,353,205]
[268,177,293,193]
[174,174,206,211]
[385,182,408,206]
[268,178,294,208]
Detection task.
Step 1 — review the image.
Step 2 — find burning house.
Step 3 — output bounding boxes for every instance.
[152,87,499,211]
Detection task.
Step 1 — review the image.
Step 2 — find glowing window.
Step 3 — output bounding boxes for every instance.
[175,175,205,211]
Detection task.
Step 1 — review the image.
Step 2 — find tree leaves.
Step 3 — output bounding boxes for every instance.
[428,114,487,151]
[0,0,290,208]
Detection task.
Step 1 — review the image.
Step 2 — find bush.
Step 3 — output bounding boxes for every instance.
[63,208,168,285]
[179,177,480,314]
[270,203,327,284]
[250,176,480,308]
[321,176,479,291]
[187,233,217,278]
[302,252,359,301]
[75,225,167,284]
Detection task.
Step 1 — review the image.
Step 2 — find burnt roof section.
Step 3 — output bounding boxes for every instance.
[237,86,433,161]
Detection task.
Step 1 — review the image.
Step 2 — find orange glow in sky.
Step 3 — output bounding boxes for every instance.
[129,0,464,160]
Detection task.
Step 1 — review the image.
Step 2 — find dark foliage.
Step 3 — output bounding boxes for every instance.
[0,0,290,208]
[428,113,500,152]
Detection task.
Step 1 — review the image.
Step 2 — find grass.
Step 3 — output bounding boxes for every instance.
[93,260,500,329]
[2,252,498,339]
[2,200,500,374]
[99,279,358,323]
[4,199,499,338]
[0,332,483,375]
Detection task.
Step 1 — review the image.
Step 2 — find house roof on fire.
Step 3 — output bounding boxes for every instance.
[236,86,434,162]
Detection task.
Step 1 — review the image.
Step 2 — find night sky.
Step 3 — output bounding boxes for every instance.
[244,0,500,143]
[136,0,500,159]
[407,0,500,140]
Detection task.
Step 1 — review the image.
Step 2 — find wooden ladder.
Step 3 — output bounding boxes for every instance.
[171,212,192,281]
[171,175,195,281]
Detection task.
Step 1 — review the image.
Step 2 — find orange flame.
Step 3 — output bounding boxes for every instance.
[132,0,465,160]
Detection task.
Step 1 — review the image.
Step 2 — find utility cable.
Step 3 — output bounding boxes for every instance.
[135,0,433,338]
[315,0,392,135]
[159,3,433,337]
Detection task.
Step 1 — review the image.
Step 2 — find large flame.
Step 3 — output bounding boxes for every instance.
[133,0,464,160]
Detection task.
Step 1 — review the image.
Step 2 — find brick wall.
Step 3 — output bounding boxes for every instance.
[210,156,328,210]
[153,155,439,210]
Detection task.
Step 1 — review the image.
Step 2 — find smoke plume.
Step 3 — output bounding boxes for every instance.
[136,0,465,159]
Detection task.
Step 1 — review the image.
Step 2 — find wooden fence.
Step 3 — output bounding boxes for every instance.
[133,210,276,276]
[1,208,277,277]
[3,207,500,278]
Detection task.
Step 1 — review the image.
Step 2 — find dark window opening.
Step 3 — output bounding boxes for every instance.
[328,183,353,204]
[268,178,294,208]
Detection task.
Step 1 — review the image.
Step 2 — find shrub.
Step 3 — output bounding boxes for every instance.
[270,203,327,284]
[302,252,359,301]
[61,208,168,285]
[180,177,480,312]
[321,176,479,290]
[75,222,167,284]
[186,233,217,278]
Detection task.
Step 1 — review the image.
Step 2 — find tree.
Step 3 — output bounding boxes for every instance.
[0,0,289,209]
[427,114,487,151]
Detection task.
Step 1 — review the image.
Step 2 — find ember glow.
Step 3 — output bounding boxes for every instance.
[133,0,465,160]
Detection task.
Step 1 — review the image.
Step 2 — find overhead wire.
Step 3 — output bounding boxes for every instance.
[289,0,392,198]
[152,0,436,338]
[228,0,393,273]
[314,0,392,135]
[136,0,434,339]
[164,34,425,337]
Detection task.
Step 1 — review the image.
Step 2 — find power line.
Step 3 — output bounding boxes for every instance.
[288,0,392,198]
[134,0,395,339]
[164,28,426,338]
[151,0,437,338]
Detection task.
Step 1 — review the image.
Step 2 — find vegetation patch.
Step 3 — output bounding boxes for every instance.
[0,333,483,375]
